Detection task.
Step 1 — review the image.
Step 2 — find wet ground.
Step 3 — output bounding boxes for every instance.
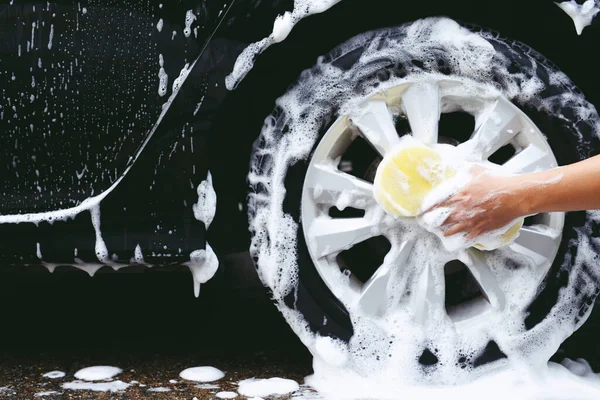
[0,350,314,399]
[2,255,600,399]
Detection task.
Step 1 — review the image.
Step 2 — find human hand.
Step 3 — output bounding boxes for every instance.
[428,166,526,240]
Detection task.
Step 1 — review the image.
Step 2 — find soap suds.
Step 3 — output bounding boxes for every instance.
[42,371,65,379]
[47,24,54,50]
[216,391,239,398]
[193,171,217,229]
[34,391,60,397]
[179,366,225,382]
[238,378,300,397]
[247,16,600,399]
[225,0,342,90]
[62,380,131,392]
[63,366,126,392]
[184,10,197,38]
[74,366,122,381]
[148,386,172,392]
[185,243,219,297]
[186,171,219,297]
[196,383,221,389]
[158,54,168,97]
[556,0,600,35]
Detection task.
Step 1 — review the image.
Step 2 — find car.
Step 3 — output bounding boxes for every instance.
[1,0,600,380]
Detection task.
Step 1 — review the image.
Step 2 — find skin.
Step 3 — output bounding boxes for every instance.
[434,154,600,239]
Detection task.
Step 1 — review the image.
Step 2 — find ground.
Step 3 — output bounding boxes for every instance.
[0,350,313,399]
[1,260,600,399]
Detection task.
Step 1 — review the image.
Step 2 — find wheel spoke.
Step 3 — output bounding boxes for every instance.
[402,82,441,145]
[411,262,446,325]
[305,164,374,207]
[509,225,561,266]
[502,144,557,174]
[350,99,401,156]
[358,239,414,317]
[307,217,383,258]
[458,99,521,160]
[463,249,506,310]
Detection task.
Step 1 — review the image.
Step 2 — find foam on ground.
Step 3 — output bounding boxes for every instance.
[62,380,130,392]
[216,391,239,398]
[42,371,65,379]
[247,16,600,399]
[74,366,122,381]
[34,391,60,397]
[179,366,225,382]
[237,378,300,397]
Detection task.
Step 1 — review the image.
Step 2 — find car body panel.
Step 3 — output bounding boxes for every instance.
[0,0,599,268]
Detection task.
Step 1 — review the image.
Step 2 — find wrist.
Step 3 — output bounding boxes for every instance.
[505,175,539,217]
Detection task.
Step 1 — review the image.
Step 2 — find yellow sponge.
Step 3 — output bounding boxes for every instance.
[373,145,522,251]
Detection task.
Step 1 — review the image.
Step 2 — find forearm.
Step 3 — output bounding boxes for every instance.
[511,154,600,216]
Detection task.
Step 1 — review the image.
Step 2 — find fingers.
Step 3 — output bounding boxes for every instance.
[442,222,464,237]
[424,194,461,214]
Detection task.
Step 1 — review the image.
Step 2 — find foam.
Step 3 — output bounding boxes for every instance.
[247,16,600,398]
[179,366,225,382]
[216,391,239,398]
[184,10,197,38]
[186,171,219,297]
[148,386,172,392]
[193,171,217,229]
[74,366,122,381]
[306,359,600,400]
[34,391,60,397]
[556,0,600,35]
[225,0,342,90]
[42,371,65,379]
[237,378,300,397]
[158,54,168,97]
[62,380,130,392]
[185,243,219,297]
[196,383,221,389]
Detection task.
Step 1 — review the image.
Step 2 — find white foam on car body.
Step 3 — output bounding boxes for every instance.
[186,171,219,297]
[184,10,197,38]
[556,0,600,35]
[225,0,343,90]
[0,29,210,293]
[158,54,168,97]
[248,16,600,399]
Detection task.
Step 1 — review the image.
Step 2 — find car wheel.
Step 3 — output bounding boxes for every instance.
[247,17,600,380]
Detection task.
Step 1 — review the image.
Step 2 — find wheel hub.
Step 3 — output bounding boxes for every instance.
[300,78,565,329]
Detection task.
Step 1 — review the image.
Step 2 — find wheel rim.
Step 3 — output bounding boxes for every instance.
[300,78,565,331]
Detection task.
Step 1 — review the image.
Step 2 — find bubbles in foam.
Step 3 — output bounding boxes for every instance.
[158,54,168,97]
[248,16,600,398]
[183,10,197,38]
